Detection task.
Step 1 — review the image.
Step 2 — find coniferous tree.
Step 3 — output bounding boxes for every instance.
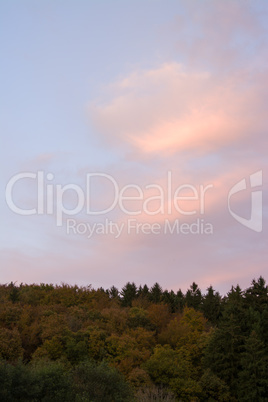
[162,290,177,312]
[120,282,137,307]
[204,285,247,399]
[108,286,119,299]
[202,285,222,325]
[244,277,268,346]
[238,330,268,401]
[149,283,163,303]
[175,289,185,312]
[8,282,20,304]
[185,282,202,310]
[137,284,149,299]
[0,277,267,401]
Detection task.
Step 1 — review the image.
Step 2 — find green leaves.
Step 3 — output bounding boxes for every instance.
[238,331,268,401]
[0,359,133,402]
[72,360,134,402]
[0,277,267,400]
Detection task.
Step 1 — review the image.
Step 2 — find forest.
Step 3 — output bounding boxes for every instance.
[0,277,267,401]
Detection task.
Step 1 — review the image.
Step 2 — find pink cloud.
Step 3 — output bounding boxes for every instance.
[89,63,267,156]
[172,0,267,72]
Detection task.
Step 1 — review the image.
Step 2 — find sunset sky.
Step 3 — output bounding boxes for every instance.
[1,0,267,294]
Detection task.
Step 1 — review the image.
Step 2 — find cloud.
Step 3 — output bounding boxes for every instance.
[172,0,268,73]
[2,0,267,295]
[89,62,267,157]
[89,0,268,158]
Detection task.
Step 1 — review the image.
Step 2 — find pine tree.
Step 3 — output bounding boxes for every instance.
[108,286,119,299]
[202,285,222,325]
[175,289,185,312]
[244,277,268,346]
[204,285,246,398]
[185,282,202,310]
[149,283,163,303]
[162,290,177,312]
[120,282,137,307]
[238,331,268,401]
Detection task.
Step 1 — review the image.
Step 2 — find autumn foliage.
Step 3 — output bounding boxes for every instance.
[0,277,267,401]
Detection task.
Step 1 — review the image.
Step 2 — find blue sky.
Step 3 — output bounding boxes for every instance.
[1,0,267,293]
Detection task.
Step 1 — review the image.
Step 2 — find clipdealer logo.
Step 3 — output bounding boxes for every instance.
[5,170,263,234]
[228,170,263,233]
[5,171,213,227]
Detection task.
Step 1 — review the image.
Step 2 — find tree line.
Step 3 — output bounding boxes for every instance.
[0,277,267,401]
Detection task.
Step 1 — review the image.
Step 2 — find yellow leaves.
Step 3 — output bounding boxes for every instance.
[33,336,63,361]
[127,307,150,329]
[145,345,183,384]
[145,344,203,400]
[101,306,128,334]
[0,327,23,361]
[86,327,107,360]
[128,327,155,351]
[106,333,136,361]
[180,307,207,332]
[89,289,110,311]
[39,313,69,341]
[158,316,184,348]
[106,328,155,376]
[0,301,21,328]
[126,367,152,388]
[159,307,208,349]
[147,303,171,332]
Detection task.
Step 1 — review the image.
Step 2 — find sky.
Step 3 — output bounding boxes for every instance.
[0,0,267,295]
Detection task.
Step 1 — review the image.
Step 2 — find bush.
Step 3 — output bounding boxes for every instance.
[72,360,134,402]
[136,386,176,402]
